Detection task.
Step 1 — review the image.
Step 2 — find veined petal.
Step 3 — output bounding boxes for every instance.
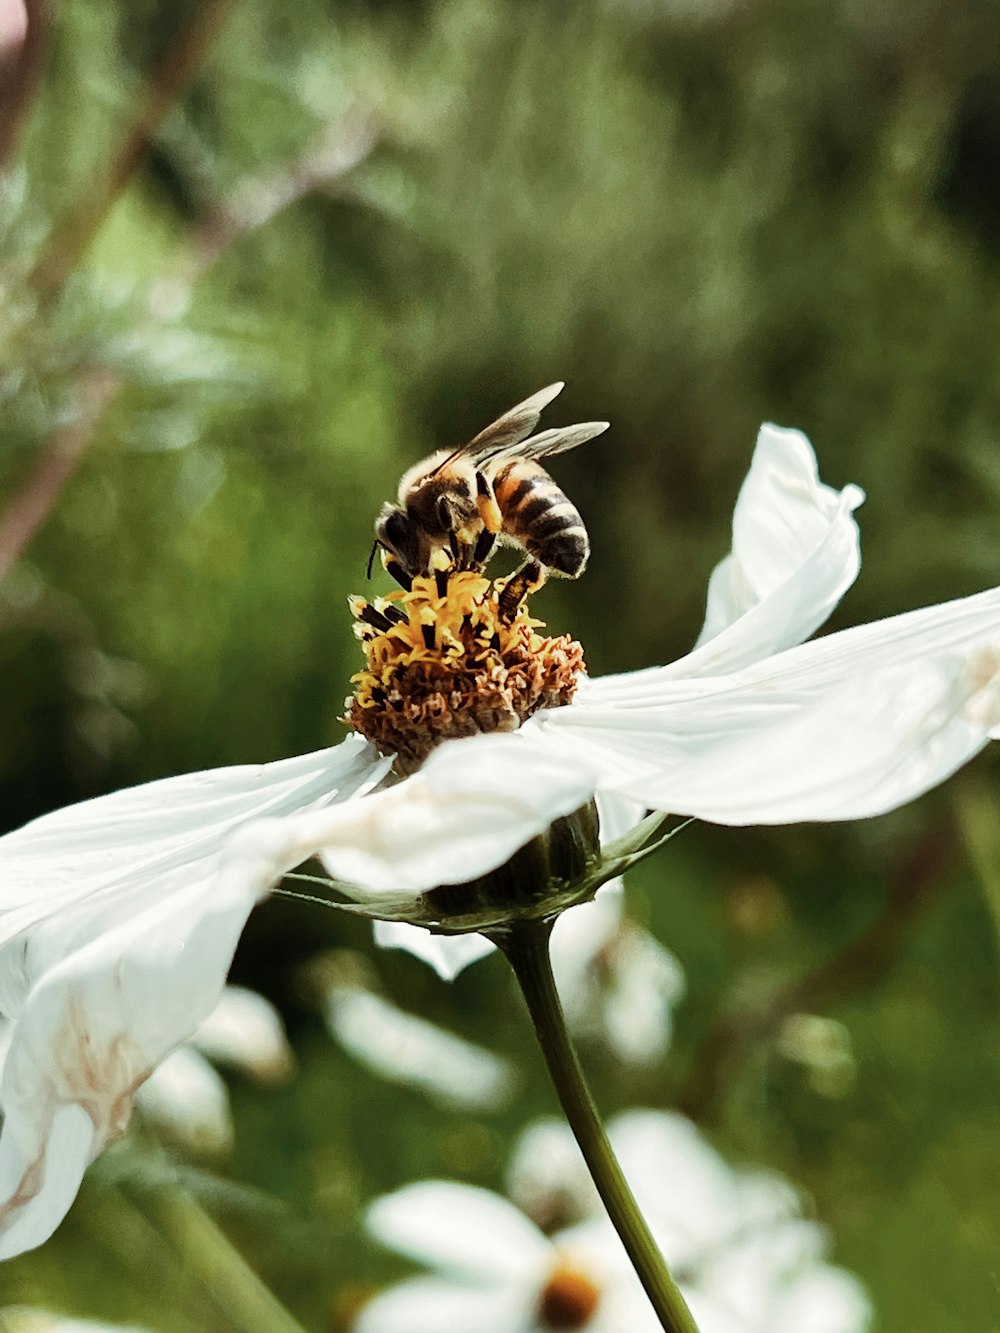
[224,731,598,898]
[689,424,863,674]
[365,1181,551,1282]
[592,651,1000,824]
[0,864,259,1258]
[0,1104,93,1261]
[0,736,389,995]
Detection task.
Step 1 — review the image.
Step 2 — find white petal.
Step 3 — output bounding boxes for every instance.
[0,867,257,1257]
[353,1277,533,1333]
[365,1181,551,1283]
[135,1046,233,1155]
[365,784,638,979]
[772,1265,873,1333]
[226,730,598,897]
[191,986,293,1084]
[0,736,388,1010]
[606,1112,743,1259]
[0,1104,94,1260]
[324,984,515,1111]
[690,424,863,673]
[580,585,1000,712]
[506,1118,598,1226]
[599,651,1000,824]
[372,922,496,979]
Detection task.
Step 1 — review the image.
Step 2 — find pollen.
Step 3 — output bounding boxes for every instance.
[344,568,584,773]
[537,1262,602,1329]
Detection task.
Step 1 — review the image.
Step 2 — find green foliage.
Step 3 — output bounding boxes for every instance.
[4,0,1000,1329]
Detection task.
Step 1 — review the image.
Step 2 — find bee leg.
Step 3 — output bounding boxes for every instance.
[472,526,497,569]
[498,560,546,620]
[383,557,413,592]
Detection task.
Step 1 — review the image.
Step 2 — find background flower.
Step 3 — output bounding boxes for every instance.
[357,1110,872,1333]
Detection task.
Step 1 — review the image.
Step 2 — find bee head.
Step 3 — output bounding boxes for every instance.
[374,502,423,575]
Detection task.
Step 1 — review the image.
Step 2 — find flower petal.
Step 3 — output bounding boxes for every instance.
[365,1181,551,1283]
[224,731,599,898]
[190,986,293,1085]
[0,1104,94,1261]
[353,1276,533,1333]
[689,424,864,673]
[135,1046,233,1156]
[0,736,388,994]
[0,864,260,1257]
[591,651,1000,824]
[324,983,515,1110]
[371,923,496,980]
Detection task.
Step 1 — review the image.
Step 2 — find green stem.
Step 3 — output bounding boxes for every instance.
[127,1180,310,1333]
[494,920,700,1333]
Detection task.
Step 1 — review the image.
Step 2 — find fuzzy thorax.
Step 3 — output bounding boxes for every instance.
[345,567,584,773]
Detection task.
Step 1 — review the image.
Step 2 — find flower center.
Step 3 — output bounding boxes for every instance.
[344,562,585,773]
[538,1262,602,1330]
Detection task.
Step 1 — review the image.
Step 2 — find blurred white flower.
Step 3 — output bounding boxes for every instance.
[358,1111,872,1333]
[3,420,1000,1255]
[134,985,293,1156]
[322,977,516,1111]
[354,1180,655,1333]
[549,886,685,1066]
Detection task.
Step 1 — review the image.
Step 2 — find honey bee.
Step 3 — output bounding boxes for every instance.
[372,383,608,595]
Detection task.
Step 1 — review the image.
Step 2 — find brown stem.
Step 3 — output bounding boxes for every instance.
[29,0,239,302]
[0,0,54,171]
[677,821,955,1122]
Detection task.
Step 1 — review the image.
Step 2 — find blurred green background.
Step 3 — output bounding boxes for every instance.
[3,0,1000,1329]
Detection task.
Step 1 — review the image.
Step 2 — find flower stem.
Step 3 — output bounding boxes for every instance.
[494,920,700,1333]
[128,1180,310,1333]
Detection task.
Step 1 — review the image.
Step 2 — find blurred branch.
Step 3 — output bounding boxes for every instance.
[29,0,240,303]
[0,365,118,582]
[186,108,378,278]
[677,822,956,1123]
[0,116,377,582]
[0,0,53,170]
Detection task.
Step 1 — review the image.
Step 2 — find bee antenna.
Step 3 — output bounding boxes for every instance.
[366,541,380,580]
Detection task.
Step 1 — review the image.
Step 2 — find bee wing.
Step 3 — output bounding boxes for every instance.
[504,420,610,462]
[459,382,566,466]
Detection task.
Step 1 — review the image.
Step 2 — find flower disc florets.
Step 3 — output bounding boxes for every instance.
[345,564,585,773]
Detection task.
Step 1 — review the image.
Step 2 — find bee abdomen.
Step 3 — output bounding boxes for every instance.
[493,462,590,578]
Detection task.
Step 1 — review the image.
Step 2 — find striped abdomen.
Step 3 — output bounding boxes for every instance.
[491,460,590,578]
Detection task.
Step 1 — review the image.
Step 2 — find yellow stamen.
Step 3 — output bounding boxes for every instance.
[344,570,584,773]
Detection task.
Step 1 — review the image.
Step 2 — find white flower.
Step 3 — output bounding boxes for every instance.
[354,1110,872,1333]
[2,422,999,1257]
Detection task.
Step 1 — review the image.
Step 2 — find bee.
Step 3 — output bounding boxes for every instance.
[372,383,608,597]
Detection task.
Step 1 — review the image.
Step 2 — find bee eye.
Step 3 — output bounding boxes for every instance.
[435,495,454,532]
[377,508,411,555]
